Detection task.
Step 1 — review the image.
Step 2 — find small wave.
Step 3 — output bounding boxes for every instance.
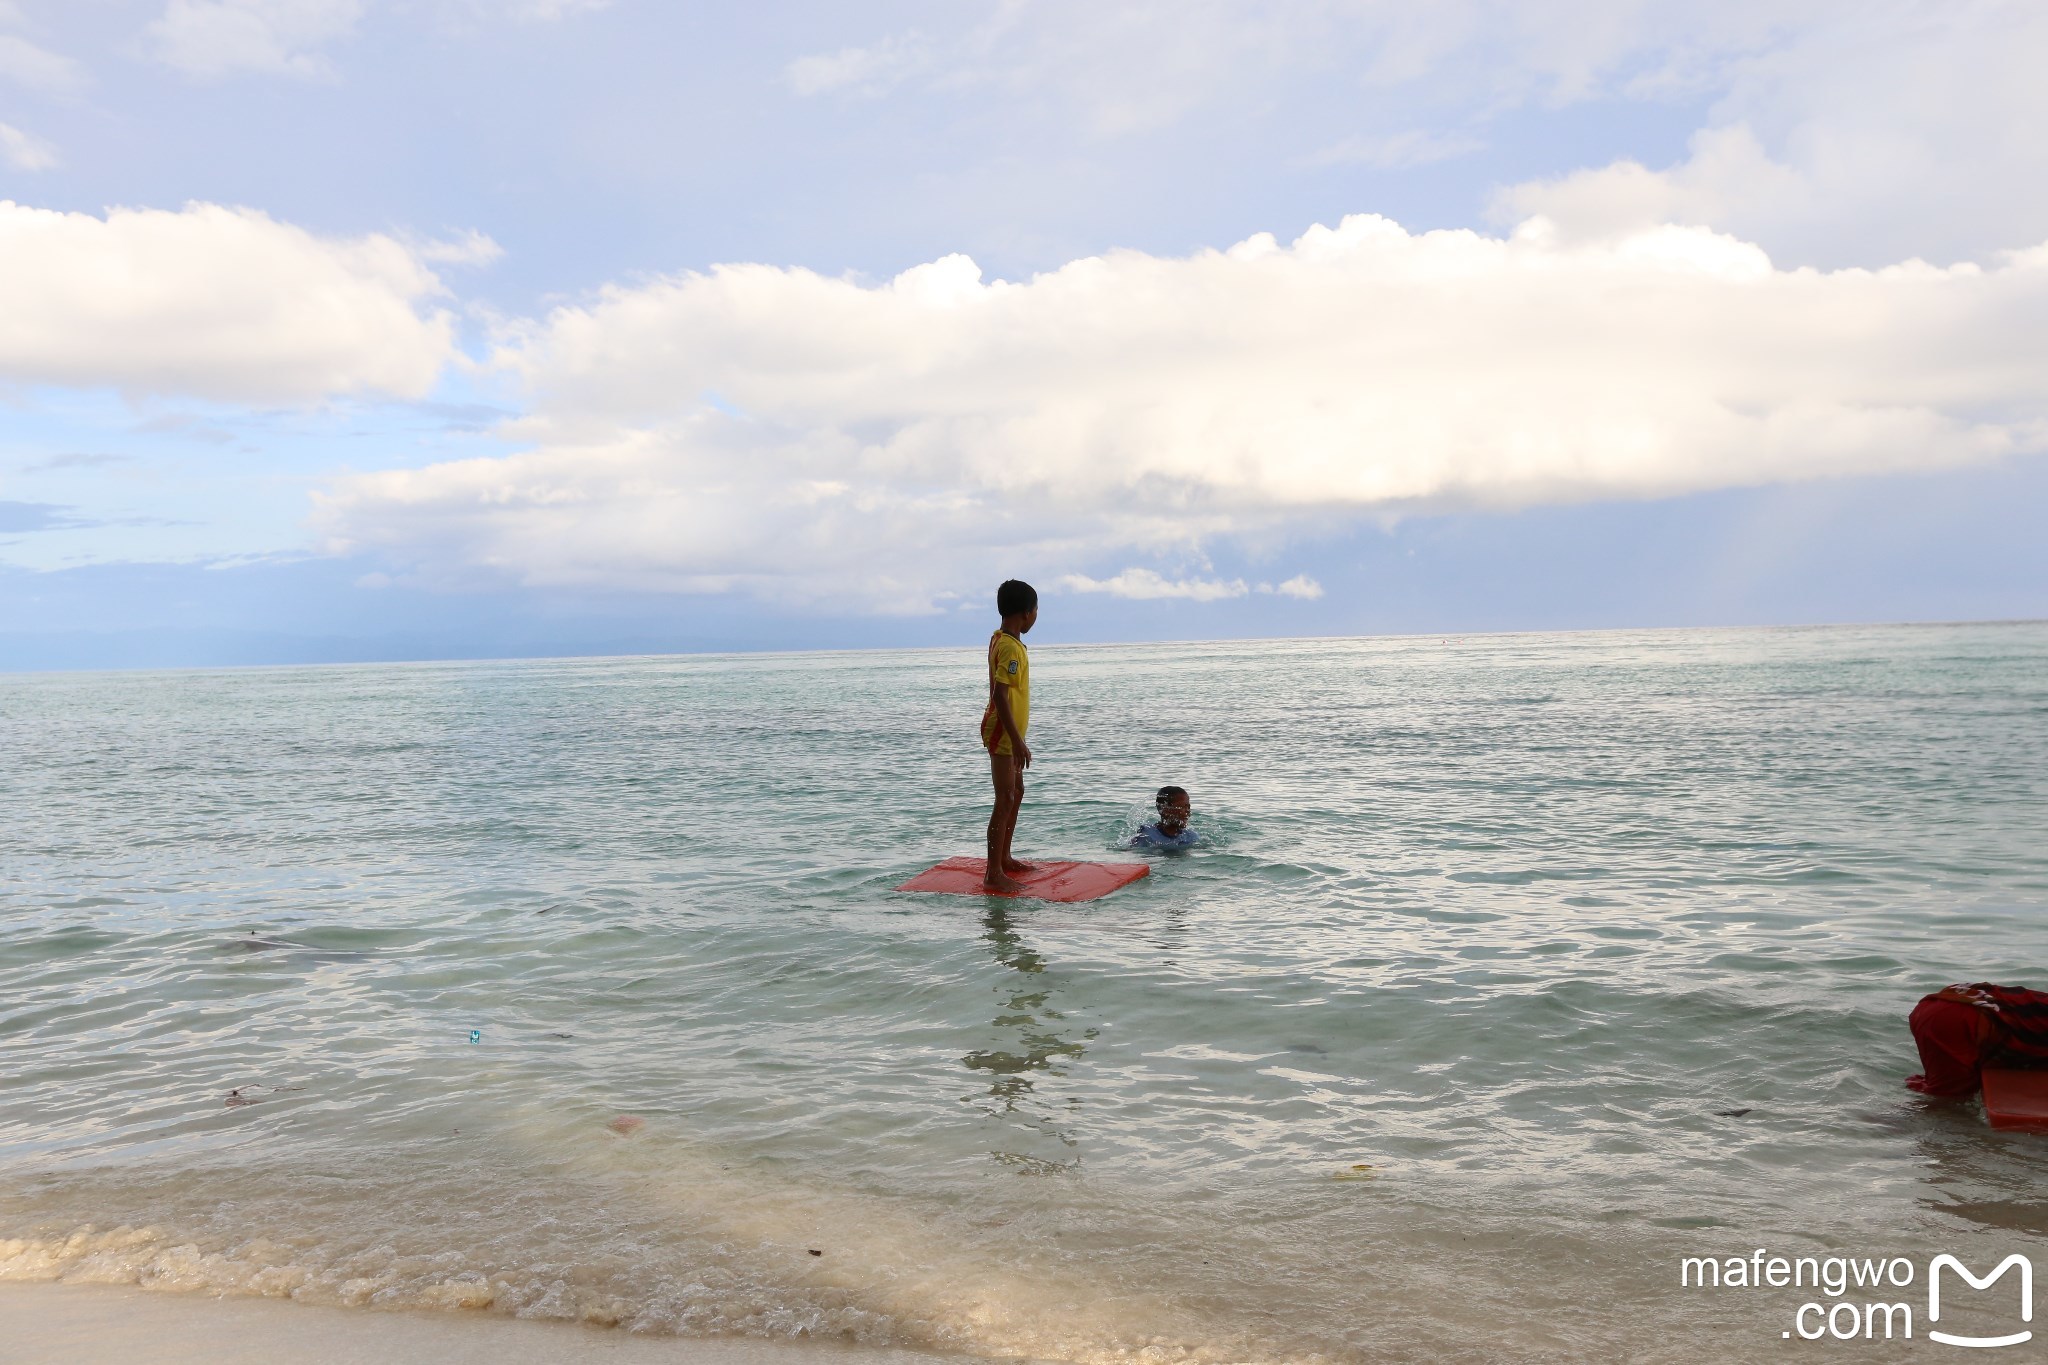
[0,1143,1308,1365]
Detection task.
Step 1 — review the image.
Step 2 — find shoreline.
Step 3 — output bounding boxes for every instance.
[0,1281,981,1365]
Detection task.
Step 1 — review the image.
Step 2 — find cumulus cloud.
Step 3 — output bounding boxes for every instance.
[0,200,461,402]
[314,213,2048,610]
[1270,575,1324,600]
[1496,3,2048,267]
[0,121,55,170]
[787,3,2048,268]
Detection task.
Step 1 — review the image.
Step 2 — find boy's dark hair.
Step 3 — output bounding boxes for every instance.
[1155,785,1189,809]
[997,579,1038,617]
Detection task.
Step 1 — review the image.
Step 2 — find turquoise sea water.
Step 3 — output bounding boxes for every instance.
[4,623,2047,1361]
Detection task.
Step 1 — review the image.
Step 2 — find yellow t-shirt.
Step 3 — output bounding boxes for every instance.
[979,630,1029,754]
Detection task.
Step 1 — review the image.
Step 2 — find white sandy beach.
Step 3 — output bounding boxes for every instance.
[0,1283,972,1365]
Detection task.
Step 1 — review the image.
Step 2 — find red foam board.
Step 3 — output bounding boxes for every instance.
[1982,1068,2048,1131]
[895,856,1149,903]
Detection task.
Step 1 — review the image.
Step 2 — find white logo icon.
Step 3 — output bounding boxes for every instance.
[1929,1254,2033,1349]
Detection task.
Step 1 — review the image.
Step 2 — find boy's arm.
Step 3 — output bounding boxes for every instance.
[989,680,1031,767]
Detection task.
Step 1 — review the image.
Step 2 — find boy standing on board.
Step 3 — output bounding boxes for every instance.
[980,580,1037,893]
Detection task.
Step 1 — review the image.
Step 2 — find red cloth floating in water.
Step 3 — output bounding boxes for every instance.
[1908,996,1996,1096]
[1982,1069,2048,1132]
[895,856,1149,902]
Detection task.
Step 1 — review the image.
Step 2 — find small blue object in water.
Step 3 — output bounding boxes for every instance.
[469,1029,481,1044]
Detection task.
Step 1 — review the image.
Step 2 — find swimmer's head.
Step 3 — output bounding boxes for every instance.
[1154,785,1191,833]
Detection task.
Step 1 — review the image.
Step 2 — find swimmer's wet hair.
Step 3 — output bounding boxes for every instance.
[1156,785,1189,808]
[997,579,1038,617]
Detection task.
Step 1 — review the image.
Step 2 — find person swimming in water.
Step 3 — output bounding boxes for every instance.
[1128,785,1197,850]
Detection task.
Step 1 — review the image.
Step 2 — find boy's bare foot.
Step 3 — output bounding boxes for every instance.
[982,869,1025,894]
[1003,858,1034,875]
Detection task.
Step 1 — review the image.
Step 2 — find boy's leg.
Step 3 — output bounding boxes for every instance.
[1000,761,1032,875]
[985,755,1025,891]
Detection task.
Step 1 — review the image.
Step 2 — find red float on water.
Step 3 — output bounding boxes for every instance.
[1981,1069,2048,1131]
[895,856,1149,903]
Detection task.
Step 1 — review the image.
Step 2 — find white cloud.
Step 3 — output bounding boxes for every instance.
[0,200,460,402]
[468,0,608,18]
[0,31,84,93]
[1496,3,2048,267]
[315,213,2048,610]
[427,0,611,30]
[1063,570,1249,602]
[141,0,603,78]
[789,4,2048,268]
[410,227,504,266]
[1269,575,1324,600]
[1064,573,1318,601]
[1059,569,1324,603]
[791,5,1326,136]
[0,121,56,170]
[782,3,1810,140]
[144,0,365,78]
[1495,127,1788,244]
[1300,129,1484,171]
[784,33,931,98]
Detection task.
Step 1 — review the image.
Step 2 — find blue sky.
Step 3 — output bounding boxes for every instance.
[3,1,2046,668]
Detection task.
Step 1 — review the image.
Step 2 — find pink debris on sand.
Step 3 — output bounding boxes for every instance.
[606,1115,645,1135]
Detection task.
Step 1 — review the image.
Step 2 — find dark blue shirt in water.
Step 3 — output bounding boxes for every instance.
[1129,822,1198,850]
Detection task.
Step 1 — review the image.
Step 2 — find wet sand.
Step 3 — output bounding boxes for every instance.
[0,1282,974,1365]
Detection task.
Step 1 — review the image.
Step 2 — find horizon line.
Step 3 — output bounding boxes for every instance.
[5,614,2044,679]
